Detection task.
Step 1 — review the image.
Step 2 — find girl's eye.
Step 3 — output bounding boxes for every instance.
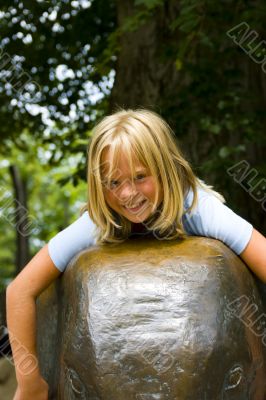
[108,175,146,189]
[135,174,146,181]
[109,180,120,188]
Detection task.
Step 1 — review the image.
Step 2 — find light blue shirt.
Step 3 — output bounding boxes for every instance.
[48,187,253,272]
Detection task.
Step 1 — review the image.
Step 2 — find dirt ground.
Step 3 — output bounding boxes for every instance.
[0,357,17,400]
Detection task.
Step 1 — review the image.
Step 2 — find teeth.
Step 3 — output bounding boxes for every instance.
[126,200,145,208]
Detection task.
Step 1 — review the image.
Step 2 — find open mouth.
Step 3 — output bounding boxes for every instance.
[123,199,147,212]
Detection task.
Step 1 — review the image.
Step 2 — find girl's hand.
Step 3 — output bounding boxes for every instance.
[13,376,49,400]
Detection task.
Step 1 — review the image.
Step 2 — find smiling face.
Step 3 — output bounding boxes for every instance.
[101,147,164,224]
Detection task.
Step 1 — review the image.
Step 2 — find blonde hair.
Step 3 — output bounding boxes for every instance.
[81,108,225,244]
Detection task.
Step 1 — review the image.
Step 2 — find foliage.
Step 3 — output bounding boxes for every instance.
[0,130,89,289]
[159,0,266,203]
[0,0,117,150]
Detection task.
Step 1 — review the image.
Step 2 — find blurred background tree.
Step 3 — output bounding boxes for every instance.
[0,0,266,323]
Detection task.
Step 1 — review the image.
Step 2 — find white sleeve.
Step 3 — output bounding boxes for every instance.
[182,190,253,255]
[48,211,98,272]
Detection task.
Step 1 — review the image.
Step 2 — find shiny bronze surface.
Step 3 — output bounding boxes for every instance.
[37,237,266,399]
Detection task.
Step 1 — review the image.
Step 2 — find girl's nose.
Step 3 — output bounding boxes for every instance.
[118,179,138,202]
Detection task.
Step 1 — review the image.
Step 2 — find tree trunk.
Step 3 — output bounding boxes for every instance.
[9,165,30,273]
[109,0,181,111]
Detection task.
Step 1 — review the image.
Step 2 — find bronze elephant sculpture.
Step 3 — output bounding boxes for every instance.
[37,236,266,399]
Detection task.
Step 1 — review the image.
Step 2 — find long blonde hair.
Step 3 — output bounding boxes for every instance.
[81,108,225,244]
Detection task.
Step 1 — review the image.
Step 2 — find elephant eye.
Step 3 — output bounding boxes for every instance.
[224,365,243,390]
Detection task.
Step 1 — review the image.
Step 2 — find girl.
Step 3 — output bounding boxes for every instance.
[6,108,266,400]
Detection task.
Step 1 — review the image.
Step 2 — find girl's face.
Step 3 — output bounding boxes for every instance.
[101,148,163,224]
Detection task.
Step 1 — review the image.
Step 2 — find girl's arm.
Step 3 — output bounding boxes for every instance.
[239,228,266,284]
[6,244,61,399]
[183,188,266,282]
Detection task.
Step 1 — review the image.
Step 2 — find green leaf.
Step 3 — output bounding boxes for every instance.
[219,147,231,158]
[175,59,183,71]
[210,124,221,134]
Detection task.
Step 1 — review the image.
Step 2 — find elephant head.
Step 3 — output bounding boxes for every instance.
[37,237,266,399]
